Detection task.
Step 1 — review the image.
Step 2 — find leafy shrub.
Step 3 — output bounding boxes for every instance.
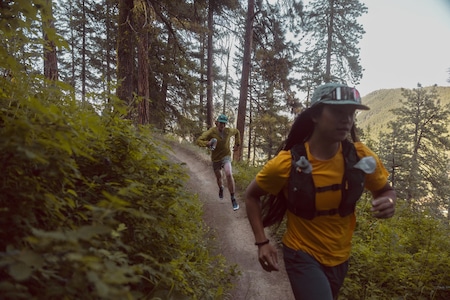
[0,86,237,299]
[232,162,260,194]
[341,196,450,300]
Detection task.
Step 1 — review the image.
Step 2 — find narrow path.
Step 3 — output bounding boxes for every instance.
[167,142,294,300]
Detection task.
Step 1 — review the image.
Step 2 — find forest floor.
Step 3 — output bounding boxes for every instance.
[167,141,294,300]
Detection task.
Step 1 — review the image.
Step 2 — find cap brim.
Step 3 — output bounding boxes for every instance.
[320,100,370,110]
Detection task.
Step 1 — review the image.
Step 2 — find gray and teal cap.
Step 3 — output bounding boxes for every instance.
[310,83,370,110]
[217,114,228,123]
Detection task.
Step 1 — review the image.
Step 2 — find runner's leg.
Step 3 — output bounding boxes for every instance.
[324,259,348,299]
[213,161,223,189]
[222,160,235,196]
[283,245,334,300]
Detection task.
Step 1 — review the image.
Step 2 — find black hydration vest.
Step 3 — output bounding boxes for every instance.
[287,140,365,220]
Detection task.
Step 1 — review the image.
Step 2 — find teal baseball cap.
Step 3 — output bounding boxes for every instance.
[311,83,369,110]
[217,114,228,123]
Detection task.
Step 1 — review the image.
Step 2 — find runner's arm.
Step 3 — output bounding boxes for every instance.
[196,129,213,147]
[245,180,279,272]
[245,180,267,243]
[370,182,396,219]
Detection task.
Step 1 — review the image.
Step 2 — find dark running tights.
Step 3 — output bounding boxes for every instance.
[283,245,348,300]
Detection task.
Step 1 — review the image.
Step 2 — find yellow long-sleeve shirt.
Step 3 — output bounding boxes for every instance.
[196,127,240,162]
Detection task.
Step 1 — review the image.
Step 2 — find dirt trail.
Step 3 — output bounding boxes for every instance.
[167,142,294,300]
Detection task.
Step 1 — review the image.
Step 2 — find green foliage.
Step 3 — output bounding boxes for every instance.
[232,162,260,193]
[250,112,291,160]
[0,85,236,298]
[340,196,450,300]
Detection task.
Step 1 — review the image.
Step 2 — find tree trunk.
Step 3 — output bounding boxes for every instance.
[148,31,170,131]
[105,0,114,99]
[81,0,87,102]
[247,91,252,161]
[199,33,206,128]
[117,0,135,117]
[235,0,254,161]
[42,0,58,81]
[136,0,149,125]
[68,1,76,94]
[222,37,233,114]
[206,1,214,128]
[325,0,334,83]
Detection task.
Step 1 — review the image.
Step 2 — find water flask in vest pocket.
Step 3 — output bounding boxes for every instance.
[296,156,312,173]
[209,138,217,150]
[354,156,376,174]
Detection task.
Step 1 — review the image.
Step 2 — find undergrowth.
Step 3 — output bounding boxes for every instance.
[0,79,237,299]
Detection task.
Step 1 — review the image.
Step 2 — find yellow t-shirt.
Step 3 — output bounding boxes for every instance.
[255,142,389,266]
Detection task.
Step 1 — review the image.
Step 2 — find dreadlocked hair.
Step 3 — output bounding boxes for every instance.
[261,105,360,228]
[261,106,319,227]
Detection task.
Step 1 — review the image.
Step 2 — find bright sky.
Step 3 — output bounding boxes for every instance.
[358,0,450,96]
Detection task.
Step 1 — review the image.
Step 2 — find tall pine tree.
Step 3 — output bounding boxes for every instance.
[385,84,450,217]
[299,0,367,86]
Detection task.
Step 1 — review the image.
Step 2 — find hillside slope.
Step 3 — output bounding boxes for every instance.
[357,86,450,135]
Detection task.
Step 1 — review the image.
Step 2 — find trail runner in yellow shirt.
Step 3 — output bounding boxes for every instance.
[245,83,396,299]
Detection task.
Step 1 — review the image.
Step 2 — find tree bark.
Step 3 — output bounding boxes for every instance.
[105,0,114,98]
[43,0,58,81]
[235,0,254,161]
[325,0,334,83]
[136,0,150,125]
[222,37,232,115]
[117,0,135,117]
[206,1,214,128]
[199,33,206,128]
[81,0,87,102]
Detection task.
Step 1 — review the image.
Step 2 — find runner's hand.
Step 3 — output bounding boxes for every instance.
[208,138,217,150]
[371,196,395,218]
[258,243,279,272]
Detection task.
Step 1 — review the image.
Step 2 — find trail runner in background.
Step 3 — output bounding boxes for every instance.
[196,114,241,211]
